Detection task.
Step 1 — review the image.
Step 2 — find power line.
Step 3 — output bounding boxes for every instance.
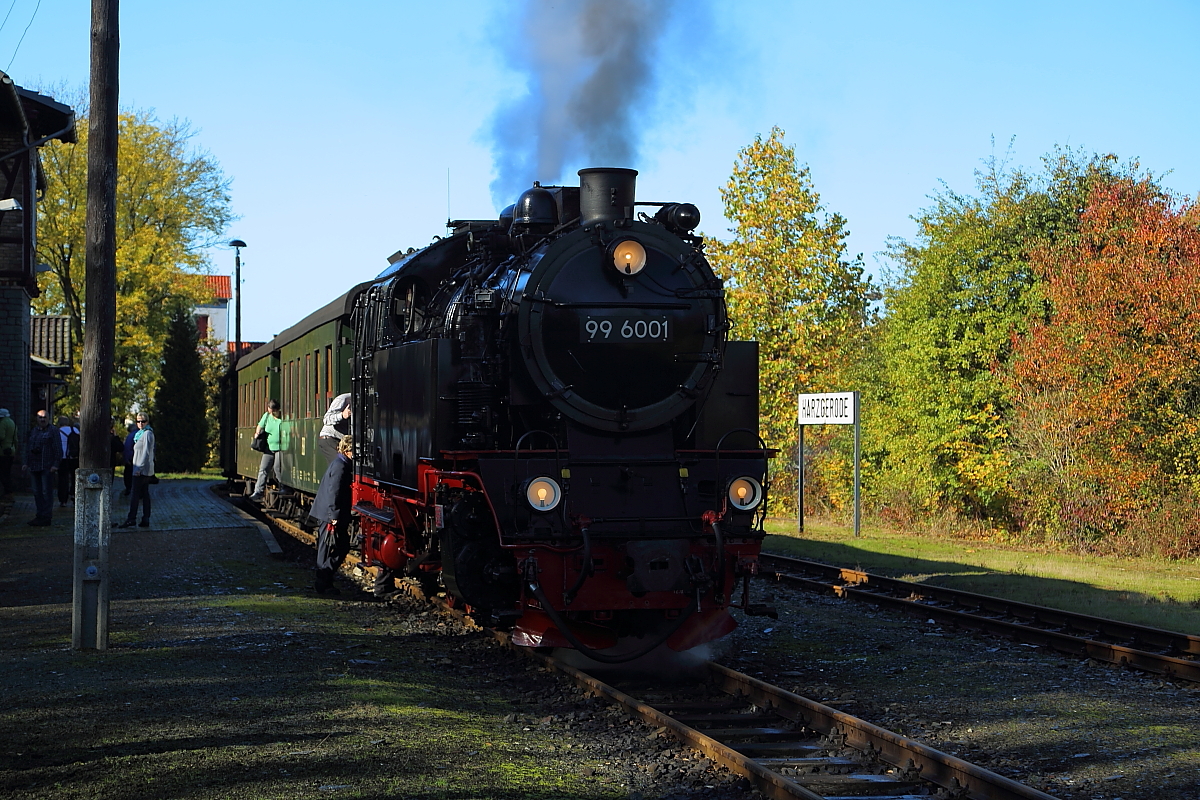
[0,0,19,37]
[6,0,42,72]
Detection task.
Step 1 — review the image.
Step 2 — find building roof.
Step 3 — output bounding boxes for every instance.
[236,279,379,370]
[205,274,232,301]
[30,315,72,367]
[228,340,262,359]
[0,71,77,145]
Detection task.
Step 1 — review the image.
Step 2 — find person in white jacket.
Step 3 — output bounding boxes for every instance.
[119,413,156,528]
[317,393,351,466]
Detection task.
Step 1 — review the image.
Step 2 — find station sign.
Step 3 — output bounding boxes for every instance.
[797,390,862,538]
[798,392,857,425]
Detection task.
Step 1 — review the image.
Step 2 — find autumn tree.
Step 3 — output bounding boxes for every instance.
[152,306,208,473]
[869,148,1133,524]
[708,128,874,515]
[1009,176,1200,551]
[34,104,232,417]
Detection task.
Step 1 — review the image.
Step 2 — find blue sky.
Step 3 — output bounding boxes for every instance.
[7,0,1199,342]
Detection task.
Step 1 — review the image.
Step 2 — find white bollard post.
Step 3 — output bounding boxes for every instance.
[72,467,112,650]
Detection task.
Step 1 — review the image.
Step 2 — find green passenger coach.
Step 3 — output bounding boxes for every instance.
[234,284,368,507]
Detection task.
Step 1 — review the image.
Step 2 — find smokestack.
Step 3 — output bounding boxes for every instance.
[578,168,638,227]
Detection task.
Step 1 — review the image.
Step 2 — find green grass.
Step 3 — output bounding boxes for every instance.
[154,468,224,480]
[764,517,1200,634]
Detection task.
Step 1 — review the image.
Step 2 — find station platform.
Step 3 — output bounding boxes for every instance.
[0,477,280,554]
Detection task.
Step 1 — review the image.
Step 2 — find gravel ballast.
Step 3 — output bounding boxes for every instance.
[718,577,1200,800]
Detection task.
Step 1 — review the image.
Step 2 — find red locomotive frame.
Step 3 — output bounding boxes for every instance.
[352,451,766,655]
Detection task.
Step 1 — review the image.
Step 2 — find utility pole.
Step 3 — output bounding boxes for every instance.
[229,239,246,361]
[73,0,119,651]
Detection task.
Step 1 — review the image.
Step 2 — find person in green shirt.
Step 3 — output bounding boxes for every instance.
[249,399,283,502]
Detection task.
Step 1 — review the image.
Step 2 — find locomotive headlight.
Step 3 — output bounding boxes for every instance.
[609,239,647,276]
[727,476,763,511]
[523,476,562,511]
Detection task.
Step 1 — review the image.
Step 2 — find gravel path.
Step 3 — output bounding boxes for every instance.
[0,491,754,800]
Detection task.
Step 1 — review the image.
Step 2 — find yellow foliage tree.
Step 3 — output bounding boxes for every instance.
[34,107,232,417]
[708,128,874,515]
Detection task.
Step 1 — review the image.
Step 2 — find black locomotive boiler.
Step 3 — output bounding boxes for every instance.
[237,167,772,663]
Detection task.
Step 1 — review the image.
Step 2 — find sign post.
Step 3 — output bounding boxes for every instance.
[797,391,861,537]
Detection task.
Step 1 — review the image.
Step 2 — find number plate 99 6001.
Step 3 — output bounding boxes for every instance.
[580,315,671,343]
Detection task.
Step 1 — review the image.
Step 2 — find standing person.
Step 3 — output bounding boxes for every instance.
[249,399,283,502]
[310,434,353,595]
[56,416,81,507]
[317,392,352,466]
[0,408,16,499]
[121,421,136,496]
[109,422,126,473]
[21,410,60,526]
[119,413,156,529]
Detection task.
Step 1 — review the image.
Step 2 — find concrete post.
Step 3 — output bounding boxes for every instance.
[72,467,111,650]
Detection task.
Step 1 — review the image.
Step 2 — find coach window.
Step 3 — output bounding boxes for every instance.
[316,348,324,408]
[325,345,333,400]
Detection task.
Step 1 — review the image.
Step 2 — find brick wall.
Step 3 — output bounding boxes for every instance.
[0,285,31,437]
[1,112,37,440]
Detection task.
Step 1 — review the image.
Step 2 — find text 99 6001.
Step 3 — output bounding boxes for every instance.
[580,315,671,343]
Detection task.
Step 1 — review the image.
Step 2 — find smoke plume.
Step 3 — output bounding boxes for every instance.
[489,0,679,207]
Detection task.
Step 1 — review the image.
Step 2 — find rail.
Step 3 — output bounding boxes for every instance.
[759,552,1200,683]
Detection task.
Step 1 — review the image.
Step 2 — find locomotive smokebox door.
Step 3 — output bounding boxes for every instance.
[516,226,726,433]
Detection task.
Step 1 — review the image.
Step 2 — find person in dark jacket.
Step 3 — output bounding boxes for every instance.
[21,410,61,526]
[310,435,354,595]
[56,415,80,506]
[121,421,136,496]
[109,423,125,472]
[0,407,16,498]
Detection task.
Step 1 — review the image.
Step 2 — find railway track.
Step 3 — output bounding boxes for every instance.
[759,552,1200,683]
[525,648,1060,800]
[237,495,1061,799]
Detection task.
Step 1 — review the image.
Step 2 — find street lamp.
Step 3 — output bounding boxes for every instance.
[228,239,246,364]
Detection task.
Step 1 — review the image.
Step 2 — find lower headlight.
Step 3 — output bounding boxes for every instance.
[727,476,763,511]
[524,476,562,511]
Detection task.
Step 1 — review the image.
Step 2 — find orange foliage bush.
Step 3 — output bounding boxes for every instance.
[1010,177,1200,542]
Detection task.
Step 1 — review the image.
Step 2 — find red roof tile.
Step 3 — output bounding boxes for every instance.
[205,275,232,300]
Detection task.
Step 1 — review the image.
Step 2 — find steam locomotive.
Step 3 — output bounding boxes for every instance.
[232,168,772,662]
